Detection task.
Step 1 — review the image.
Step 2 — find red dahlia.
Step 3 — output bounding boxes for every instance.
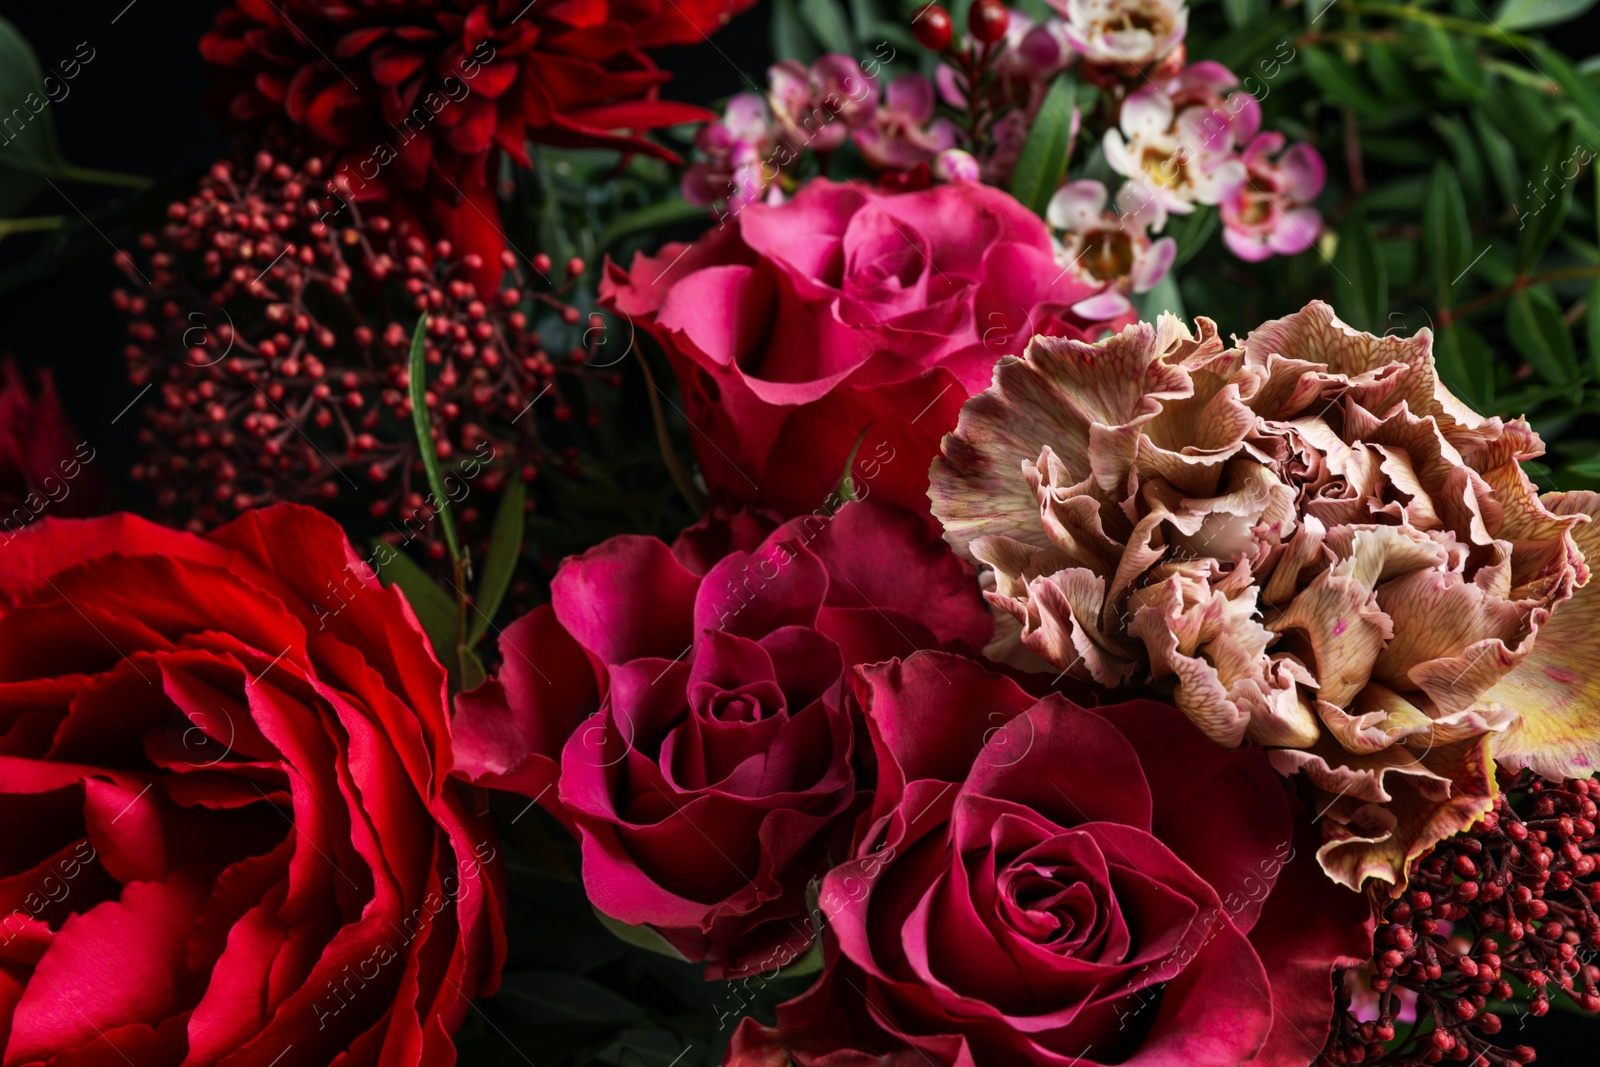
[200,0,739,288]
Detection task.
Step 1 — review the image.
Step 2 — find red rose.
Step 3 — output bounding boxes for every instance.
[0,360,103,537]
[453,502,992,978]
[600,179,1130,520]
[729,652,1372,1066]
[0,505,503,1066]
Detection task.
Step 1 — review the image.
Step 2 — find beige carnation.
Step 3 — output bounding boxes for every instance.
[931,300,1600,892]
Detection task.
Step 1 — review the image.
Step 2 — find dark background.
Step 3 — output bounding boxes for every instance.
[2,1,1600,1061]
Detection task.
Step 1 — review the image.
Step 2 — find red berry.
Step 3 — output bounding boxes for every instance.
[911,5,953,51]
[968,0,1009,44]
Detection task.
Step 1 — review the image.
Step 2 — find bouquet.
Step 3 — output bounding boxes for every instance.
[4,0,1600,1064]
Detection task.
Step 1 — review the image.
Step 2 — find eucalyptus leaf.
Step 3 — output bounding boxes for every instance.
[1508,287,1582,386]
[1009,77,1076,217]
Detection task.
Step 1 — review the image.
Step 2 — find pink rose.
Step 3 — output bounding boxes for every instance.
[728,652,1373,1066]
[601,180,1127,520]
[453,503,992,978]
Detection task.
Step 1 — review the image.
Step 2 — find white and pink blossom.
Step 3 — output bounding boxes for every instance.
[1046,179,1176,319]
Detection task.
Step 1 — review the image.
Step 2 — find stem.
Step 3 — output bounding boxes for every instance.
[0,215,64,238]
[55,164,150,188]
[1343,107,1367,196]
[632,348,707,515]
[1352,2,1538,49]
[1443,263,1600,322]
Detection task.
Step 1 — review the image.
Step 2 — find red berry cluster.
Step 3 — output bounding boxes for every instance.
[115,141,615,559]
[1325,773,1600,1065]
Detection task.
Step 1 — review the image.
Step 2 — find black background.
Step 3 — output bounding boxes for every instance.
[1,1,1599,1062]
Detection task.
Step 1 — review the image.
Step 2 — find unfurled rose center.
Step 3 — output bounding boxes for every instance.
[932,301,1600,892]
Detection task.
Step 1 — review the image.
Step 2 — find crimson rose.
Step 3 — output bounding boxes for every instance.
[729,652,1372,1066]
[453,503,992,978]
[0,505,503,1066]
[600,179,1129,520]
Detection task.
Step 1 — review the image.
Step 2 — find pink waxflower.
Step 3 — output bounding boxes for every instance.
[1057,0,1188,71]
[1047,179,1177,319]
[853,74,960,171]
[681,93,778,213]
[1104,82,1247,228]
[1221,134,1327,261]
[768,54,878,153]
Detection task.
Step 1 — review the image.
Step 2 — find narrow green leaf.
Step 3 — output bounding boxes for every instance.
[1472,109,1523,209]
[1430,115,1487,210]
[593,909,691,961]
[1496,0,1600,30]
[1424,25,1482,97]
[597,196,705,250]
[1170,206,1218,268]
[771,0,818,63]
[406,315,465,571]
[836,424,871,505]
[1333,212,1388,333]
[1302,49,1386,118]
[798,0,855,55]
[1568,452,1600,478]
[1585,277,1600,379]
[373,543,457,663]
[1222,0,1267,28]
[468,476,526,647]
[1518,126,1578,271]
[1423,164,1472,304]
[1009,77,1077,217]
[1434,323,1496,410]
[1508,287,1582,385]
[1530,43,1600,141]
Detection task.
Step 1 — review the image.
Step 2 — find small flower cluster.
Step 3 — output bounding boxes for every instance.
[683,0,1323,279]
[115,140,609,557]
[1326,773,1600,1065]
[680,47,974,216]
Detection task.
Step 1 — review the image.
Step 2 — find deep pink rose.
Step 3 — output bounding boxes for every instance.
[453,503,992,978]
[729,652,1373,1066]
[600,180,1128,520]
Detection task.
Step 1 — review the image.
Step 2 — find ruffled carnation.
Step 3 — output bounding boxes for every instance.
[931,301,1600,892]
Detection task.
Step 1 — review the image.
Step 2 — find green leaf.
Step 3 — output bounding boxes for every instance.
[1496,0,1600,32]
[1530,43,1600,141]
[1587,278,1600,379]
[1170,206,1218,268]
[1423,164,1472,304]
[1424,25,1482,97]
[1332,212,1388,333]
[1472,109,1523,209]
[0,16,65,214]
[1009,76,1076,217]
[1430,115,1487,210]
[1508,287,1582,386]
[836,424,871,504]
[775,933,825,978]
[1222,0,1267,28]
[1435,323,1495,410]
[373,543,458,662]
[1569,452,1600,478]
[771,0,818,63]
[592,909,691,962]
[597,196,705,250]
[798,0,855,55]
[1302,48,1386,118]
[468,476,525,648]
[1133,271,1185,321]
[1518,126,1577,271]
[406,315,465,571]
